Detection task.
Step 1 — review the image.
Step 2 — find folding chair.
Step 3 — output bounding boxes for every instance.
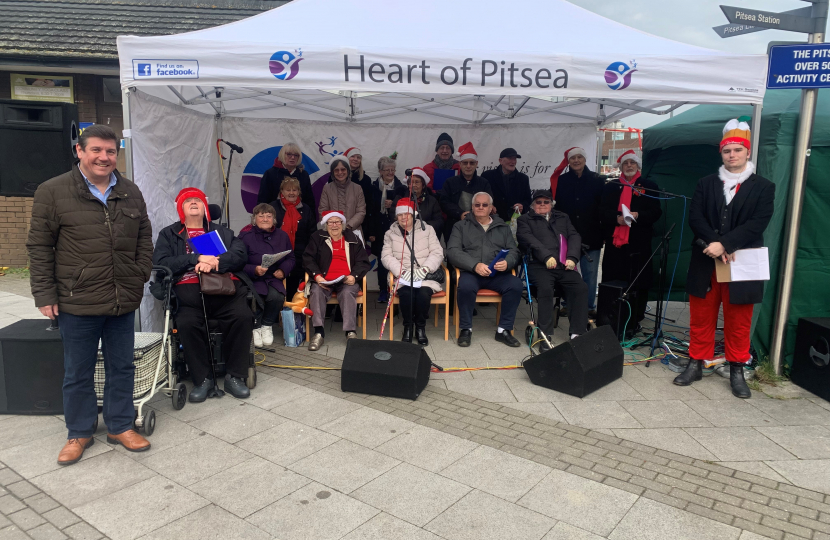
[387,264,451,341]
[304,273,368,340]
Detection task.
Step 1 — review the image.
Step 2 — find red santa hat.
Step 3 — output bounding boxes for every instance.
[175,187,210,223]
[320,210,346,226]
[330,155,349,168]
[410,167,430,184]
[457,142,478,161]
[617,149,642,168]
[549,147,586,197]
[344,147,362,158]
[395,198,415,215]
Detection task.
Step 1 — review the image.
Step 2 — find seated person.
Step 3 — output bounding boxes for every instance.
[153,188,253,401]
[303,210,371,351]
[269,177,317,298]
[239,203,295,348]
[398,167,444,235]
[367,155,407,304]
[381,199,444,346]
[447,192,522,348]
[319,156,367,239]
[516,190,589,351]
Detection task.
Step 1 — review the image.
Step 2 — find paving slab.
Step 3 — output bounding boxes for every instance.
[101,412,201,461]
[0,417,65,452]
[0,434,112,480]
[611,428,718,461]
[495,402,566,423]
[542,522,606,540]
[135,504,270,540]
[684,427,797,462]
[351,463,470,527]
[505,379,580,403]
[140,433,251,487]
[189,456,309,518]
[715,461,789,484]
[319,407,416,449]
[755,425,830,459]
[236,420,339,466]
[440,445,551,503]
[73,476,208,540]
[374,426,478,473]
[289,439,400,494]
[608,497,741,540]
[30,452,155,509]
[553,401,643,430]
[686,400,780,427]
[750,399,830,426]
[619,400,712,428]
[518,469,638,537]
[341,512,443,540]
[270,391,362,427]
[425,489,555,540]
[245,376,314,411]
[765,459,830,495]
[246,481,379,540]
[189,402,285,444]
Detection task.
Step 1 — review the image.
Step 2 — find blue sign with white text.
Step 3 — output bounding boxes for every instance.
[768,44,830,89]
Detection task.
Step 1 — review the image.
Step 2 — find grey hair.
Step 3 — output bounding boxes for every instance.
[377,156,396,172]
[472,191,493,205]
[278,143,304,171]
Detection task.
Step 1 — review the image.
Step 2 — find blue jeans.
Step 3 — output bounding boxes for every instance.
[580,249,601,310]
[59,310,136,438]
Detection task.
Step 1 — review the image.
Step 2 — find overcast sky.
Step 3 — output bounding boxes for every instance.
[568,0,817,129]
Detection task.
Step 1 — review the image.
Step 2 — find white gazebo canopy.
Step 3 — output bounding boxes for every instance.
[117,0,768,125]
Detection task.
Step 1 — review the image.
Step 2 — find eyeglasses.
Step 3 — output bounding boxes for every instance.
[535,200,552,205]
[474,203,490,208]
[285,152,300,158]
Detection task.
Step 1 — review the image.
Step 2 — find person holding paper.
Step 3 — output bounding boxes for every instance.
[599,149,662,334]
[675,118,775,398]
[366,155,408,305]
[256,143,316,220]
[153,187,254,402]
[517,190,589,350]
[318,156,367,238]
[448,192,522,348]
[438,142,494,243]
[268,177,317,298]
[239,203,295,348]
[549,147,605,318]
[303,210,371,350]
[482,148,532,223]
[422,132,460,188]
[381,199,444,345]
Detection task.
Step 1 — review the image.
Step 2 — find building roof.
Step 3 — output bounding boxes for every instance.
[0,0,287,62]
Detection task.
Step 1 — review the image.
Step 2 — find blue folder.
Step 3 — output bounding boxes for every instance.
[432,169,457,191]
[488,249,511,273]
[188,230,227,256]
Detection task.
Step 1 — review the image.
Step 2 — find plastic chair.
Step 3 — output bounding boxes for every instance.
[304,273,368,340]
[386,264,451,341]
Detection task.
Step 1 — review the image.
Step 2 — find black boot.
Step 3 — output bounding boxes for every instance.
[730,362,751,398]
[415,325,429,346]
[673,360,702,386]
[401,325,413,343]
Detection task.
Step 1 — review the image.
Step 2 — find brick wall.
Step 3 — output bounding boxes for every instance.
[0,196,33,268]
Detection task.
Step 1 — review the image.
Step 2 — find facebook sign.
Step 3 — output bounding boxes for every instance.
[137,64,152,77]
[131,60,200,80]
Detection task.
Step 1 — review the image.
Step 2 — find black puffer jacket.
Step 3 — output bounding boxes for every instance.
[516,209,582,265]
[256,166,316,220]
[26,167,153,316]
[553,168,605,250]
[152,219,248,282]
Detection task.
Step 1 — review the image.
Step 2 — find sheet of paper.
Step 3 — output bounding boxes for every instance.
[261,250,292,269]
[318,275,345,286]
[730,247,770,282]
[621,204,636,226]
[398,278,422,288]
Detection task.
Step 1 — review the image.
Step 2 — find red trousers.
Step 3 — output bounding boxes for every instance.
[689,271,753,363]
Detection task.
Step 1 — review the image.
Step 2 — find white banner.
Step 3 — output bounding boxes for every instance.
[222,117,597,232]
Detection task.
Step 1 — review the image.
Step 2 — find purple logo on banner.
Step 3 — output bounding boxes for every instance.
[605,61,637,90]
[269,49,304,80]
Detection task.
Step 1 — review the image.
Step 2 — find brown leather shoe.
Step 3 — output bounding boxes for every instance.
[57,437,94,466]
[106,430,151,452]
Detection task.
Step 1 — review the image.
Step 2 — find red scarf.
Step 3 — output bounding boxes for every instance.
[612,172,640,248]
[280,195,301,248]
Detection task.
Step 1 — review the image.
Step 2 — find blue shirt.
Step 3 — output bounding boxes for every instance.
[79,165,117,205]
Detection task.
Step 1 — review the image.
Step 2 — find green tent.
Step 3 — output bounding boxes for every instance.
[642,89,830,369]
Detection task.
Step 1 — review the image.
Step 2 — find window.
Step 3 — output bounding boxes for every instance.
[612,132,626,141]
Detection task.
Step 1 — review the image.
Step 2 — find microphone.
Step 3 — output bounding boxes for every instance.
[219,139,244,154]
[695,238,709,249]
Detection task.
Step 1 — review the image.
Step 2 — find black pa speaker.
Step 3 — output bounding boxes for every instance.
[0,99,79,196]
[791,317,830,402]
[341,339,431,400]
[0,319,65,414]
[523,325,624,398]
[597,280,633,341]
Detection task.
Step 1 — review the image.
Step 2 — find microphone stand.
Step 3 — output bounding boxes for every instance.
[223,148,235,228]
[408,190,443,371]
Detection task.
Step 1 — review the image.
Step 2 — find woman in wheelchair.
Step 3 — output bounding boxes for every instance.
[303,210,371,351]
[381,198,444,345]
[239,203,295,348]
[152,188,254,402]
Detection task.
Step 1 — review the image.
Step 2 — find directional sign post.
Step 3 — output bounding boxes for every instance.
[769,0,828,376]
[721,5,817,33]
[713,6,814,37]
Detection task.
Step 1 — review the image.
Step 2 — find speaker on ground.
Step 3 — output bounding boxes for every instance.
[523,325,624,398]
[0,319,65,414]
[791,317,830,402]
[341,339,431,400]
[596,280,633,341]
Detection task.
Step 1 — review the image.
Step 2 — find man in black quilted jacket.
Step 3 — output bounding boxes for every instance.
[27,124,153,465]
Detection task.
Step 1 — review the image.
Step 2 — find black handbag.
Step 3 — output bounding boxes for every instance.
[424,267,445,284]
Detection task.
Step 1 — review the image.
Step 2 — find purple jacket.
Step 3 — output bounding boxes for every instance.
[238,225,295,296]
